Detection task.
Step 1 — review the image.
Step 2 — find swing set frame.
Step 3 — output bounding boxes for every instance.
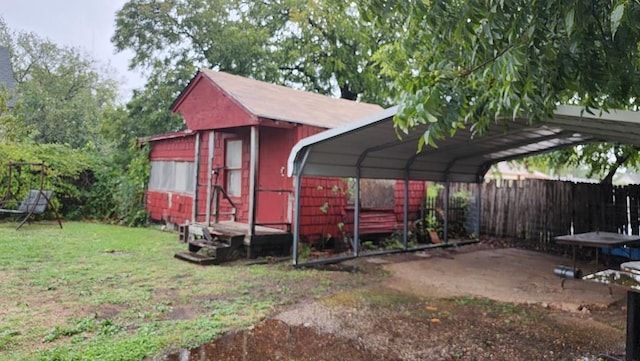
[0,162,63,230]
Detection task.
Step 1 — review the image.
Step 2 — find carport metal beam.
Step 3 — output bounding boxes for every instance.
[292,147,310,266]
[354,167,361,257]
[443,179,449,243]
[403,169,409,249]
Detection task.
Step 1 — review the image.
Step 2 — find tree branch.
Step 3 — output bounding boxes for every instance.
[601,146,640,184]
[458,45,514,78]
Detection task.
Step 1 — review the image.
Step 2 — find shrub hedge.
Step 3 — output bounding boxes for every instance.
[0,142,150,226]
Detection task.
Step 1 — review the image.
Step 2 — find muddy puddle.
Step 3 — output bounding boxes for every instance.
[153,319,377,361]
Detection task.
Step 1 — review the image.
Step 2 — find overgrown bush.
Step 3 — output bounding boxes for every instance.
[111,144,151,226]
[0,142,95,216]
[0,142,150,225]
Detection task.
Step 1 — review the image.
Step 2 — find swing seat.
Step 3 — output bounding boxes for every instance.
[0,190,52,214]
[0,190,61,229]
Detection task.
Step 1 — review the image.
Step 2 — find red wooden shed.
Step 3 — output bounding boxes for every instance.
[144,69,424,263]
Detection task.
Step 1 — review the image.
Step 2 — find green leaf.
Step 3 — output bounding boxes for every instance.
[417,133,426,153]
[426,130,439,148]
[611,3,625,39]
[416,103,426,119]
[512,103,521,120]
[565,9,574,36]
[425,111,438,123]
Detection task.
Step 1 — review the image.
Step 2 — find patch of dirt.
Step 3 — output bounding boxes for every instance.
[164,307,195,321]
[94,304,127,320]
[157,243,630,360]
[383,245,626,311]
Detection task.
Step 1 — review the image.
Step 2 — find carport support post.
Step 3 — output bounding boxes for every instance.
[291,147,310,266]
[402,171,409,249]
[444,180,450,244]
[475,182,482,239]
[292,174,302,266]
[354,169,361,257]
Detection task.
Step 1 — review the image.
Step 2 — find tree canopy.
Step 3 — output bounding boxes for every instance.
[111,0,400,133]
[0,17,150,225]
[0,17,119,149]
[112,0,640,182]
[369,0,640,182]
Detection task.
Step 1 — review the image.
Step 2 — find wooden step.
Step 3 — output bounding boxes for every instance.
[174,251,219,265]
[189,239,230,250]
[177,222,291,265]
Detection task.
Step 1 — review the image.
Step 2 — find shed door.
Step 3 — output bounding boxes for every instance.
[256,127,292,229]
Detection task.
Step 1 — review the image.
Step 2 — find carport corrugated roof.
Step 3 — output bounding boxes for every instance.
[288,104,640,183]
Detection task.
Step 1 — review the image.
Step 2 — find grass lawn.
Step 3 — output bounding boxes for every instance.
[0,221,368,361]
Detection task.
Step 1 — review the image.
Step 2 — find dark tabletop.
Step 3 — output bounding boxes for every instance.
[554,231,640,248]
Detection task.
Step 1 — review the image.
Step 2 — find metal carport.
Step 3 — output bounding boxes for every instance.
[287,104,640,265]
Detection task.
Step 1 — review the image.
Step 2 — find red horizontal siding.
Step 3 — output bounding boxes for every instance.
[297,177,348,242]
[146,190,193,225]
[343,207,399,235]
[296,124,327,140]
[174,74,257,130]
[394,180,426,222]
[149,135,197,161]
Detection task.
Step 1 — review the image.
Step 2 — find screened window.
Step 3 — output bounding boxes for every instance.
[226,139,242,197]
[148,161,196,194]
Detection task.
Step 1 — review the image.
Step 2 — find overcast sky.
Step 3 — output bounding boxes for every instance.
[1,0,145,101]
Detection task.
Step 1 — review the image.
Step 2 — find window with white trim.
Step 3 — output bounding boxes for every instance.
[225,139,242,197]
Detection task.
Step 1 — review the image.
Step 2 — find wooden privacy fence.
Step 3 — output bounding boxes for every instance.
[441,179,640,247]
[480,179,573,242]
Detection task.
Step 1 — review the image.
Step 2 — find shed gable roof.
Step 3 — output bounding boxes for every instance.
[198,69,383,128]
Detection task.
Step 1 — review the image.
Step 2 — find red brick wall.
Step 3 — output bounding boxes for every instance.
[394,180,426,222]
[173,75,257,130]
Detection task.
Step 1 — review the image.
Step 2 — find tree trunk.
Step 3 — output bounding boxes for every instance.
[340,83,357,101]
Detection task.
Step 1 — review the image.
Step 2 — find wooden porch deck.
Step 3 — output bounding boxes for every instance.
[180,221,292,262]
[195,221,289,237]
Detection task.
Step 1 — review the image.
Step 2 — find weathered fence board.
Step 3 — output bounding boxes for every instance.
[469,180,640,246]
[429,180,640,249]
[630,186,640,234]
